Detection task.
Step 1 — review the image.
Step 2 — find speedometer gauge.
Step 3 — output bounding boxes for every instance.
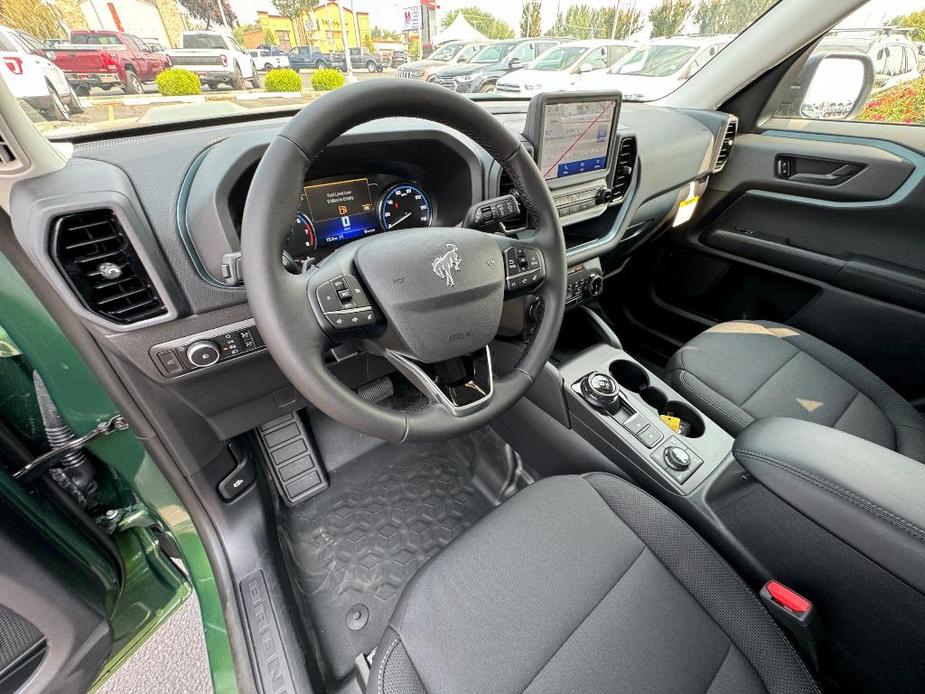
[379,184,432,231]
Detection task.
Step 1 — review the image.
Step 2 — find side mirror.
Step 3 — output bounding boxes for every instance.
[798,53,876,120]
[578,63,593,74]
[508,57,524,69]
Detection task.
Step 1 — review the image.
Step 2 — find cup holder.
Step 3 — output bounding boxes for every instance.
[659,402,705,438]
[610,360,649,393]
[608,360,704,438]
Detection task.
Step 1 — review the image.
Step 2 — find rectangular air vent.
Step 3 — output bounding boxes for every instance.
[713,117,738,172]
[611,136,637,202]
[50,210,167,325]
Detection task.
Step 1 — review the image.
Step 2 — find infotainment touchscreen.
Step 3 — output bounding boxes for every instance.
[524,92,622,189]
[539,100,615,180]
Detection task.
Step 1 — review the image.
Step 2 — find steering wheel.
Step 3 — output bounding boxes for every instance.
[241,80,566,441]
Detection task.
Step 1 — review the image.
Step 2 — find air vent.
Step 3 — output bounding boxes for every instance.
[50,210,167,325]
[498,169,529,229]
[713,117,738,172]
[611,136,637,202]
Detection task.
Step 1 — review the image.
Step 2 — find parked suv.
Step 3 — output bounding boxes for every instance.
[397,40,486,81]
[332,47,384,73]
[496,39,633,94]
[287,45,335,70]
[0,25,82,120]
[431,38,560,93]
[578,34,733,101]
[49,30,170,95]
[820,27,921,90]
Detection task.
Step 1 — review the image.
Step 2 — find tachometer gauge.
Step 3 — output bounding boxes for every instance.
[379,184,432,231]
[286,212,317,259]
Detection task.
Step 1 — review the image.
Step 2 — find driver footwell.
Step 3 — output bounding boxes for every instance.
[276,427,519,687]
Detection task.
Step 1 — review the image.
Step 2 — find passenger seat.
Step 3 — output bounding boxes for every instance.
[666,320,925,461]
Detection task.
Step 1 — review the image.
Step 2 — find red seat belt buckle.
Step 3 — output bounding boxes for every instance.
[760,580,820,670]
[765,580,811,615]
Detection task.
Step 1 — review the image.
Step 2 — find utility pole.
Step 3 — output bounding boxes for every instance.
[217,0,228,29]
[610,1,621,40]
[350,0,362,51]
[337,0,355,81]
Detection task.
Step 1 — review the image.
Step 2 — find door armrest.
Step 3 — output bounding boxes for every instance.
[733,417,925,594]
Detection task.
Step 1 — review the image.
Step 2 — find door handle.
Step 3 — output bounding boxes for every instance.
[775,156,864,186]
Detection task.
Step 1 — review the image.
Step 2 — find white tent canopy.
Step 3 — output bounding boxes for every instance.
[432,14,488,45]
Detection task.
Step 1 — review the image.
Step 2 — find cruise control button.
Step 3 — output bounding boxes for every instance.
[331,277,347,292]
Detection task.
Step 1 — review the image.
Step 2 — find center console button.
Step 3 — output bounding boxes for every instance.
[635,425,663,449]
[664,446,692,471]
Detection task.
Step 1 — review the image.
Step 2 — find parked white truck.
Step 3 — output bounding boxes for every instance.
[166,32,259,90]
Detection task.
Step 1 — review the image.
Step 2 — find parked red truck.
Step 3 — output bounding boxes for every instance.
[49,30,170,95]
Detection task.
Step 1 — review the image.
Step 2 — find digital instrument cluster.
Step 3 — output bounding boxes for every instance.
[285,176,432,261]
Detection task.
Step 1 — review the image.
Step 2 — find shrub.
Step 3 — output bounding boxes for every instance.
[155,68,201,96]
[311,68,345,92]
[858,76,925,125]
[264,68,303,93]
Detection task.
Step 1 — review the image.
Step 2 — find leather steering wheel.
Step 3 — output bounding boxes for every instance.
[241,80,566,441]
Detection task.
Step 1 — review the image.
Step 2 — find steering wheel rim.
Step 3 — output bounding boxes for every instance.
[241,80,566,441]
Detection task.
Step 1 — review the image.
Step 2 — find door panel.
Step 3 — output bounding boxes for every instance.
[615,129,925,407]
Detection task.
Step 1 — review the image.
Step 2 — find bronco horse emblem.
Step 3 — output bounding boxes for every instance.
[432,243,462,287]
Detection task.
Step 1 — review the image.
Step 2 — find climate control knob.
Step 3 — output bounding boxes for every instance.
[186,340,221,368]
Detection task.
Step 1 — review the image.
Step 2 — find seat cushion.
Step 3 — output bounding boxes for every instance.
[370,473,817,694]
[666,320,925,461]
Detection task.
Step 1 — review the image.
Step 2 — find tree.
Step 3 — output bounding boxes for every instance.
[520,1,542,38]
[178,0,238,29]
[272,0,319,45]
[649,0,692,37]
[694,0,773,35]
[372,26,402,41]
[363,34,376,53]
[233,22,259,45]
[893,10,925,42]
[441,7,514,39]
[599,6,644,40]
[1,0,66,41]
[547,4,640,40]
[263,27,278,46]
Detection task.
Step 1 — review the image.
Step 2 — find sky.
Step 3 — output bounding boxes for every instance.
[224,1,925,36]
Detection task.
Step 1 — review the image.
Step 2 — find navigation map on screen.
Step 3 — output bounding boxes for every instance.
[539,100,616,181]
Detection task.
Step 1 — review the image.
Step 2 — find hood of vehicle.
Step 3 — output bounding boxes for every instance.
[400,59,444,71]
[577,73,680,100]
[498,69,576,89]
[436,63,489,78]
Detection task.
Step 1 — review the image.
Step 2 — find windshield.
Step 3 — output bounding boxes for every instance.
[182,34,227,50]
[472,43,513,63]
[11,0,783,138]
[613,45,699,77]
[70,34,123,46]
[532,46,587,72]
[428,43,461,61]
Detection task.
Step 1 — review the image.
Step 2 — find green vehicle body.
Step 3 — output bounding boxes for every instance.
[0,249,236,692]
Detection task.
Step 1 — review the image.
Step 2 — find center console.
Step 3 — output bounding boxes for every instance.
[557,343,732,495]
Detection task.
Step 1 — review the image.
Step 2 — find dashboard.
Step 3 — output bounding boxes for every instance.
[8,98,736,468]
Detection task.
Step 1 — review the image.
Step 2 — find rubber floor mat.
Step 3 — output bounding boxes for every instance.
[278,429,503,685]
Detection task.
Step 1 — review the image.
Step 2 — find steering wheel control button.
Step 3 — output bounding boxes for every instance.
[580,372,620,409]
[503,246,546,295]
[664,446,692,471]
[186,340,221,368]
[317,275,378,330]
[634,425,663,449]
